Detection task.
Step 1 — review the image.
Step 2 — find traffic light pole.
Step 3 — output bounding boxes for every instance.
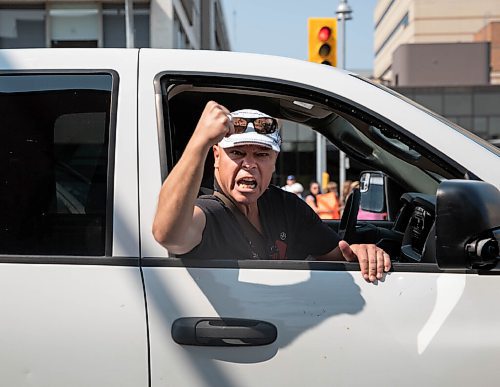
[338,14,347,195]
[316,132,327,189]
[336,0,352,198]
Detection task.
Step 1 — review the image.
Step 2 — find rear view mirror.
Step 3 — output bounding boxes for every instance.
[359,172,387,220]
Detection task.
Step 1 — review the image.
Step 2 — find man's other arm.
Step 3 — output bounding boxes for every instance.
[317,241,391,283]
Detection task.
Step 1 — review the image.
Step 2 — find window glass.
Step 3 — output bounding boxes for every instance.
[472,116,488,135]
[474,92,500,115]
[174,14,190,49]
[489,117,500,137]
[457,116,473,131]
[102,4,150,48]
[0,74,113,256]
[443,92,471,116]
[357,75,500,156]
[375,12,409,57]
[413,93,443,114]
[49,4,99,47]
[0,8,45,48]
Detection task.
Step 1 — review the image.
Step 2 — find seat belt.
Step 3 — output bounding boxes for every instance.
[212,191,269,260]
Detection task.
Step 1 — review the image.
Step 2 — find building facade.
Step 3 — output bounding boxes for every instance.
[392,42,490,87]
[475,21,500,84]
[374,0,500,146]
[394,84,500,144]
[374,0,500,83]
[0,0,230,50]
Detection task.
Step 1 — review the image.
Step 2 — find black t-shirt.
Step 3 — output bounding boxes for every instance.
[179,185,340,260]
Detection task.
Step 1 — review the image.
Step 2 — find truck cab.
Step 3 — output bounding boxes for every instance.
[0,48,499,387]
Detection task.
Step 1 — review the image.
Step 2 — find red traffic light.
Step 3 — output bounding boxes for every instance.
[318,26,331,42]
[308,18,337,66]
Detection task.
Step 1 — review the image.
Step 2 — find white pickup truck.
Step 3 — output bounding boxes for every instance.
[1,48,499,387]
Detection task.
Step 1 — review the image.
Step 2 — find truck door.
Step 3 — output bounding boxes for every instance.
[0,49,148,386]
[138,49,500,387]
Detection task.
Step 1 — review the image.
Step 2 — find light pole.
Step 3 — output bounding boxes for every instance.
[316,128,327,189]
[125,0,135,48]
[336,0,352,195]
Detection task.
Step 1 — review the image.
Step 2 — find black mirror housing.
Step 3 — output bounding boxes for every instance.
[436,180,500,269]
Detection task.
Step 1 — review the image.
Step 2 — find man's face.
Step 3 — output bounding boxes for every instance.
[214,144,278,204]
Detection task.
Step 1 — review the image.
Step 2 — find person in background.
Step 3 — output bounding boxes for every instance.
[305,181,321,213]
[281,175,304,198]
[316,181,341,219]
[340,180,360,214]
[341,180,353,209]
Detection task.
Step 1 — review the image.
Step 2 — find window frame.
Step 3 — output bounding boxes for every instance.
[146,71,480,274]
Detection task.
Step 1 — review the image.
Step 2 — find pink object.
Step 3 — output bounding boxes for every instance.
[357,209,387,220]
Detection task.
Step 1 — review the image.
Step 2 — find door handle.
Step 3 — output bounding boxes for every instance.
[172,317,277,346]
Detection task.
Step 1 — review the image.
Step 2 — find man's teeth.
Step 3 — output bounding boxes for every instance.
[238,179,256,188]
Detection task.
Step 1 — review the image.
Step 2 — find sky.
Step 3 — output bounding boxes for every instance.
[220,0,378,71]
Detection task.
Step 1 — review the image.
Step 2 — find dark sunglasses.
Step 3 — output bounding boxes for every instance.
[231,116,279,134]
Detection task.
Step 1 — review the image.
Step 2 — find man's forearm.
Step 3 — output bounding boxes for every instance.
[152,139,209,247]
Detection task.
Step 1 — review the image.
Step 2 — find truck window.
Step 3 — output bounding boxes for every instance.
[0,73,114,256]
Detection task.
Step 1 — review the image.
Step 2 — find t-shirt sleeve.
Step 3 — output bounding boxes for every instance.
[177,196,251,260]
[177,197,229,259]
[289,194,340,258]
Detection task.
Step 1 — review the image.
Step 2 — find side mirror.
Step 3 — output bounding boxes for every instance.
[436,180,500,269]
[359,171,387,220]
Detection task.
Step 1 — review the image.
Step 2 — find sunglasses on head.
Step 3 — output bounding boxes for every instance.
[231,116,279,134]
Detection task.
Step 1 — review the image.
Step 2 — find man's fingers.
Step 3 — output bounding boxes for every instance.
[225,113,234,136]
[357,246,369,281]
[340,242,391,283]
[367,245,378,282]
[338,240,355,260]
[376,248,385,279]
[206,102,233,138]
[384,251,391,272]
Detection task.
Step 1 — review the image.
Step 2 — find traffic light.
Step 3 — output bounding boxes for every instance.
[308,18,337,66]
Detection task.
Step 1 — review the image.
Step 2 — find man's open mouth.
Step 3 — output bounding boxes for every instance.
[237,177,257,189]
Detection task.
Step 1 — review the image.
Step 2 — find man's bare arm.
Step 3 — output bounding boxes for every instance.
[152,101,233,254]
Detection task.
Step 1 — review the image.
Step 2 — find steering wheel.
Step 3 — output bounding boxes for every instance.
[338,188,360,243]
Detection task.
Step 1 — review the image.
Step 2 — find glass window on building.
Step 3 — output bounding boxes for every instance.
[457,116,473,131]
[49,4,100,48]
[180,0,194,24]
[472,116,488,135]
[489,117,500,139]
[0,6,45,48]
[443,92,472,116]
[174,14,190,48]
[103,4,150,48]
[412,93,443,115]
[474,92,500,116]
[281,122,299,142]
